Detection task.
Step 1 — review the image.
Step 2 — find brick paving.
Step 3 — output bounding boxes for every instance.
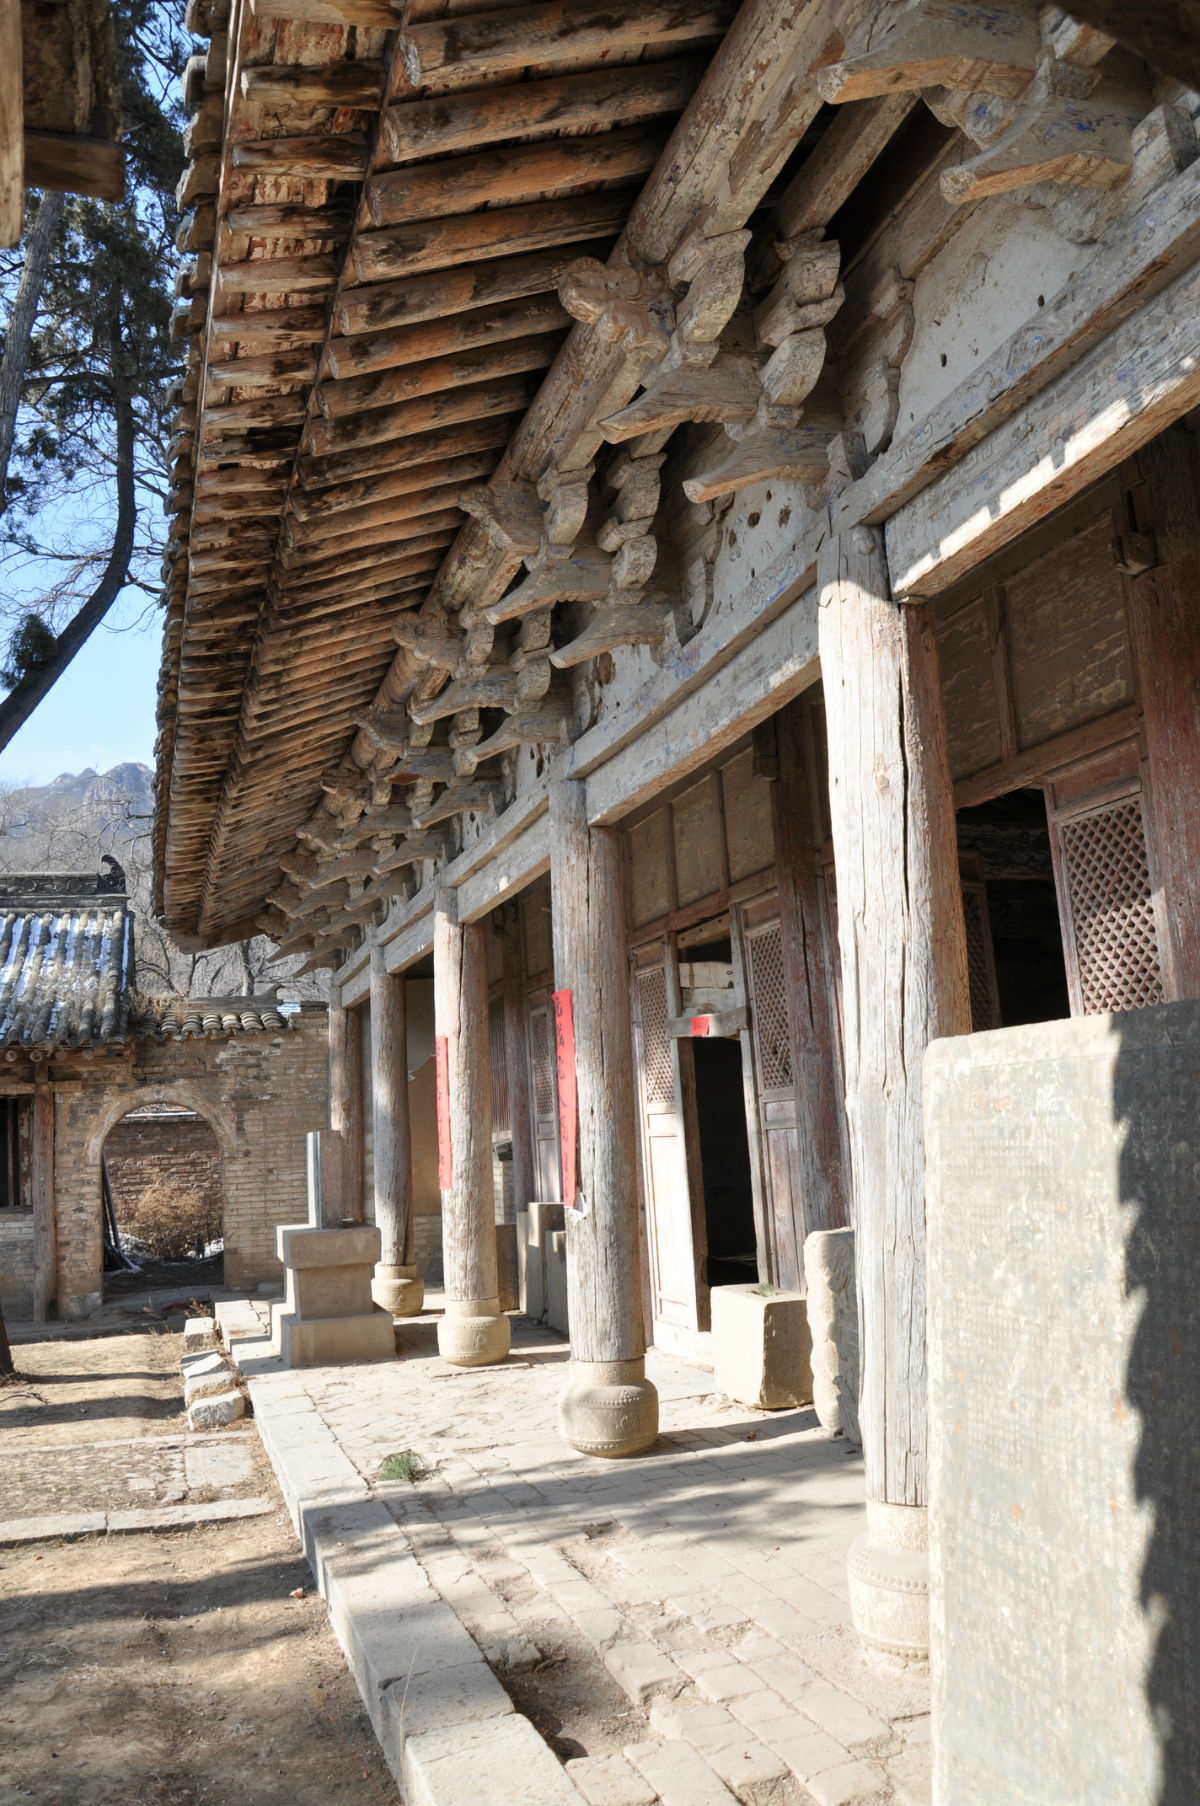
[223,1299,930,1806]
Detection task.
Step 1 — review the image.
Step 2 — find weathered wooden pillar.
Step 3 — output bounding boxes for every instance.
[328,1003,363,1223]
[369,943,424,1317]
[500,902,537,1216]
[818,524,971,1666]
[31,1087,55,1323]
[433,887,510,1366]
[772,699,849,1240]
[1129,427,1200,1000]
[550,778,658,1457]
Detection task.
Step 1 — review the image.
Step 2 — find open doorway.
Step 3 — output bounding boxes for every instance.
[956,789,1070,1027]
[679,926,758,1288]
[101,1104,224,1295]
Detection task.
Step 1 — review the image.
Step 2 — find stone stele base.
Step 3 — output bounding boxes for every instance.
[271,1223,395,1368]
[372,1261,425,1317]
[437,1295,510,1367]
[559,1357,659,1457]
[848,1499,929,1671]
[711,1282,812,1410]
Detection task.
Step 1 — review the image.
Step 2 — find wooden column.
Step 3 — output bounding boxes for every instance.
[433,887,510,1366]
[1130,427,1200,1001]
[31,1087,55,1323]
[369,943,424,1316]
[772,698,849,1241]
[818,524,971,1664]
[328,1003,363,1223]
[549,777,658,1456]
[499,901,537,1216]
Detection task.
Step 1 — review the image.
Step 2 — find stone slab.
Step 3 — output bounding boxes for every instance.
[185,1363,238,1404]
[187,1390,246,1430]
[0,1499,271,1544]
[402,1713,590,1806]
[926,1003,1200,1806]
[275,1222,383,1269]
[182,1315,216,1351]
[184,1438,258,1492]
[565,1753,658,1806]
[0,1511,107,1544]
[272,1304,395,1367]
[711,1284,812,1410]
[380,1659,512,1743]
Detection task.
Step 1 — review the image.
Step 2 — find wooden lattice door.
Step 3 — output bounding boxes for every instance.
[959,856,1002,1032]
[631,940,703,1336]
[526,986,561,1200]
[1047,745,1165,1016]
[740,896,804,1290]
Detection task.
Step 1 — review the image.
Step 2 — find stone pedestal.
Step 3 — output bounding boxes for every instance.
[847,1499,929,1672]
[544,1228,569,1336]
[803,1227,860,1442]
[438,1295,510,1367]
[558,1357,658,1459]
[271,1224,395,1367]
[372,1263,424,1317]
[711,1283,812,1409]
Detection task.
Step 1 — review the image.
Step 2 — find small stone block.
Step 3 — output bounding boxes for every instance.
[187,1390,245,1430]
[275,1222,382,1268]
[184,1364,238,1405]
[704,1738,790,1789]
[694,1664,761,1702]
[623,1739,736,1806]
[772,1729,853,1783]
[604,1639,684,1704]
[272,1304,395,1367]
[565,1753,658,1806]
[649,1699,737,1749]
[711,1284,812,1410]
[381,1660,512,1743]
[806,1759,887,1806]
[182,1315,215,1350]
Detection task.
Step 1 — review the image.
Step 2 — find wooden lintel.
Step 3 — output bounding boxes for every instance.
[398,0,734,88]
[952,706,1142,809]
[24,132,125,201]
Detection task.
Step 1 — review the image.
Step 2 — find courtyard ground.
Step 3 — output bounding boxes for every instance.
[0,1326,398,1806]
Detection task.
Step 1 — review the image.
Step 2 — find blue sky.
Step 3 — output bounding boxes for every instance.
[0,589,161,786]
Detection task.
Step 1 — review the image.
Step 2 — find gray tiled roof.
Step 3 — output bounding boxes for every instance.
[0,870,299,1053]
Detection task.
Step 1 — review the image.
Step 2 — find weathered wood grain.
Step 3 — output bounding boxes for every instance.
[433,891,500,1304]
[369,943,415,1268]
[352,194,625,285]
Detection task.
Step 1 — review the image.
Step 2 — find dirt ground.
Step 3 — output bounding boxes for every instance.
[0,1331,399,1806]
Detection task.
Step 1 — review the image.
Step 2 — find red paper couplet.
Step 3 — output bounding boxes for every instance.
[690,1015,713,1037]
[552,987,578,1210]
[434,1033,452,1189]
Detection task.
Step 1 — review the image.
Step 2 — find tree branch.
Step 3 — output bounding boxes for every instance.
[0,376,138,752]
[0,191,65,515]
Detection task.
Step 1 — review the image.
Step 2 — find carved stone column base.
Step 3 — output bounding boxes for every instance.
[372,1263,425,1317]
[558,1357,659,1458]
[848,1499,929,1670]
[437,1296,510,1367]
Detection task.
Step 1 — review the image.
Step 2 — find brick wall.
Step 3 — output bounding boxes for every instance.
[52,1004,330,1317]
[0,1211,33,1316]
[104,1112,222,1226]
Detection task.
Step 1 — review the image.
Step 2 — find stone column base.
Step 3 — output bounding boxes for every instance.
[559,1357,659,1458]
[437,1296,510,1367]
[372,1263,425,1317]
[848,1499,929,1670]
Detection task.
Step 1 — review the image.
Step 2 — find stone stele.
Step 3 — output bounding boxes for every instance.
[925,1002,1200,1806]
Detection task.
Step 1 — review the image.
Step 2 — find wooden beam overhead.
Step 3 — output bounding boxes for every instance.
[288,451,498,521]
[24,132,125,201]
[325,290,569,381]
[351,193,624,285]
[397,0,735,89]
[365,126,667,229]
[232,135,369,179]
[335,241,603,339]
[240,60,385,108]
[316,333,557,422]
[298,415,514,489]
[304,369,543,457]
[210,303,328,344]
[222,202,354,237]
[774,94,917,239]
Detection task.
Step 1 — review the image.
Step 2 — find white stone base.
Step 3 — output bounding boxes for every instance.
[273,1305,396,1367]
[438,1298,510,1367]
[848,1499,929,1670]
[711,1283,812,1409]
[372,1263,425,1317]
[558,1358,659,1458]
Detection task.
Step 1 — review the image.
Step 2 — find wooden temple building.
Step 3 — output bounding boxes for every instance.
[153,0,1200,1726]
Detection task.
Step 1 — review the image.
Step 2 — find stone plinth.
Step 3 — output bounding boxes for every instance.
[803,1228,860,1442]
[544,1228,569,1336]
[926,1003,1200,1805]
[271,1223,395,1367]
[517,1202,563,1323]
[711,1283,812,1410]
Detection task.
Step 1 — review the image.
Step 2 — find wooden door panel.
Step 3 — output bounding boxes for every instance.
[741,898,805,1291]
[527,989,561,1201]
[632,947,700,1333]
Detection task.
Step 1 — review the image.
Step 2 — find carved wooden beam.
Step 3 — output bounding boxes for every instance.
[683,424,837,503]
[408,669,519,725]
[940,62,1141,203]
[549,600,674,669]
[816,1,1040,104]
[410,780,505,827]
[484,545,613,625]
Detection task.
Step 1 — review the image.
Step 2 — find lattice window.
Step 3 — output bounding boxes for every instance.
[636,967,675,1106]
[1058,797,1164,1014]
[748,922,793,1090]
[529,1007,555,1118]
[962,884,1001,1032]
[488,999,510,1139]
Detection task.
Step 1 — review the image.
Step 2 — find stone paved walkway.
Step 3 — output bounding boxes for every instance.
[221,1298,930,1806]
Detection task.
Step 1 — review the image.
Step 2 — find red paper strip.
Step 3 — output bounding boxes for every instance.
[552,987,578,1210]
[434,1033,452,1189]
[690,1015,713,1037]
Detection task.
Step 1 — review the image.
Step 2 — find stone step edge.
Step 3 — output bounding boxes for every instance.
[0,1496,272,1545]
[241,1364,591,1806]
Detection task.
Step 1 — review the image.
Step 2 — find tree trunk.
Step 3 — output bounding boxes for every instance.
[550,777,658,1456]
[433,887,509,1366]
[369,942,424,1315]
[0,376,137,751]
[818,523,971,1665]
[0,188,63,512]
